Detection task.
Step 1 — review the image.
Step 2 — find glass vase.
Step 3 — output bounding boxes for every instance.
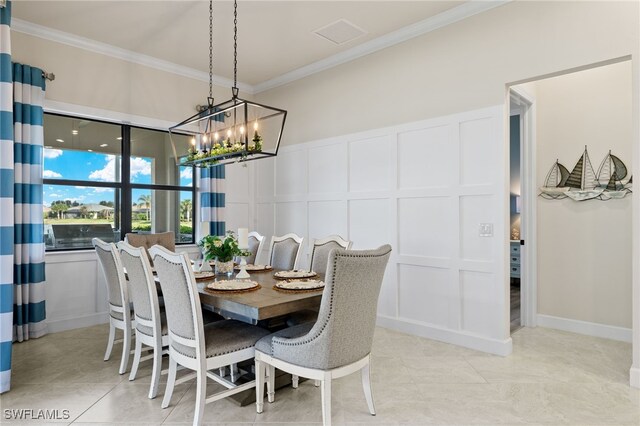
[215,259,234,277]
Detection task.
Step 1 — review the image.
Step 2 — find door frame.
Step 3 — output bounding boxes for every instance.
[509,87,536,328]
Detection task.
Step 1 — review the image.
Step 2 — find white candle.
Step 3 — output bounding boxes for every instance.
[238,228,249,249]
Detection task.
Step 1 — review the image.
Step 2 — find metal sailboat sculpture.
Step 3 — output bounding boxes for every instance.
[539,146,632,201]
[564,146,604,201]
[595,150,632,199]
[539,159,570,199]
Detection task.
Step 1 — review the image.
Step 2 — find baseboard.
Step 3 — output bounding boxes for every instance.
[46,312,109,333]
[537,314,632,343]
[630,367,640,389]
[376,315,513,356]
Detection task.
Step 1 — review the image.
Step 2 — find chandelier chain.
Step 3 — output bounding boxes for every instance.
[208,0,213,102]
[233,0,238,95]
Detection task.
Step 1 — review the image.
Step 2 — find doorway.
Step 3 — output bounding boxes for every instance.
[507,59,633,343]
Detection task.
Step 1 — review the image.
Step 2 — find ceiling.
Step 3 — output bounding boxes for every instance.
[13,1,466,87]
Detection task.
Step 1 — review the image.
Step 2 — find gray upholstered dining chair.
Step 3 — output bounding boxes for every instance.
[254,245,392,426]
[309,235,353,273]
[247,231,265,265]
[286,235,353,329]
[92,238,133,375]
[149,245,270,426]
[118,241,168,399]
[267,233,303,270]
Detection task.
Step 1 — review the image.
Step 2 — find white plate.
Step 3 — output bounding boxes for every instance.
[274,270,318,279]
[207,280,259,291]
[235,264,273,271]
[193,271,215,280]
[276,279,325,290]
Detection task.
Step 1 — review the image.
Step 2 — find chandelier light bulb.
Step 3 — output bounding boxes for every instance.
[190,137,196,146]
[227,129,232,138]
[202,135,208,143]
[254,121,259,131]
[240,126,245,135]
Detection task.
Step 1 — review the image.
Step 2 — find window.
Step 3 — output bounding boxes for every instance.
[43,114,196,250]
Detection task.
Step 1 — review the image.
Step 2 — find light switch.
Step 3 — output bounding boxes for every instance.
[479,223,493,237]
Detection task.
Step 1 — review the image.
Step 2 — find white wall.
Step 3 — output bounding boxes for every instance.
[533,62,633,335]
[255,105,510,355]
[11,31,250,125]
[256,1,639,146]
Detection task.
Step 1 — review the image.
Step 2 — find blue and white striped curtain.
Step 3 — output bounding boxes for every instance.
[0,0,13,394]
[13,63,46,343]
[199,165,225,236]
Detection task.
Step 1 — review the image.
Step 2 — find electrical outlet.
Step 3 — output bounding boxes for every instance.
[479,223,493,237]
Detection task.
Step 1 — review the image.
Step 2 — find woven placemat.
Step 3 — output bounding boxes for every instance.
[272,285,324,294]
[204,283,262,294]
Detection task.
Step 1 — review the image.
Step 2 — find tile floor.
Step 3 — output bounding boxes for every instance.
[3,324,640,425]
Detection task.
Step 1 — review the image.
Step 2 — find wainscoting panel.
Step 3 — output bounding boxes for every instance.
[459,195,495,262]
[460,117,496,186]
[308,200,348,243]
[398,196,453,259]
[256,157,275,200]
[460,270,499,337]
[275,149,307,196]
[397,125,453,190]
[348,198,392,250]
[348,135,393,193]
[225,202,250,236]
[45,251,104,332]
[275,201,307,238]
[262,105,509,355]
[225,162,250,199]
[308,143,348,194]
[398,264,451,328]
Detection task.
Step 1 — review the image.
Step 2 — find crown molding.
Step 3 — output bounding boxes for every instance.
[253,0,511,93]
[11,1,510,96]
[11,17,256,95]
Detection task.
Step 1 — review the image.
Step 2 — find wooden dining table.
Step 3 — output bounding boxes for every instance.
[193,268,324,405]
[196,268,324,325]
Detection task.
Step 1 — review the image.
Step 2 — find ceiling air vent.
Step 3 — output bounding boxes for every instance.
[313,19,366,45]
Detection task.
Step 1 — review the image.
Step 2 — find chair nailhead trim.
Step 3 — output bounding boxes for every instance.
[271,249,391,351]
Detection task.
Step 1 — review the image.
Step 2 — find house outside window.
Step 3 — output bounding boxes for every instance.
[42,113,195,250]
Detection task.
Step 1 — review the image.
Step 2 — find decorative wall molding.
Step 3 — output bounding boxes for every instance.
[256,105,510,355]
[537,314,632,343]
[47,312,109,334]
[11,18,255,95]
[254,0,511,93]
[12,1,510,95]
[377,315,513,356]
[44,99,176,131]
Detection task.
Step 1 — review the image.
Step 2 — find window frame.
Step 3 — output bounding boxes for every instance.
[43,112,197,251]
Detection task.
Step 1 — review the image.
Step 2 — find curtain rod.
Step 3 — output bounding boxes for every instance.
[42,71,55,81]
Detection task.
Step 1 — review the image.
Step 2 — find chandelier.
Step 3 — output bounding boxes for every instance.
[170,0,286,167]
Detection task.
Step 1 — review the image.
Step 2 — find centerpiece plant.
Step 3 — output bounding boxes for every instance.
[198,231,251,276]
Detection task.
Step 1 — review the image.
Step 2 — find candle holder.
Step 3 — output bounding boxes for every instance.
[236,255,250,279]
[199,249,213,272]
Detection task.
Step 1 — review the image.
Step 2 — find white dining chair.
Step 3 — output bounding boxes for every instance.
[93,238,133,375]
[118,241,168,399]
[267,233,304,270]
[247,231,265,265]
[286,236,353,327]
[254,245,392,426]
[149,245,270,426]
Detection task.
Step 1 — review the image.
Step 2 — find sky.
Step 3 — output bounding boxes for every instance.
[43,148,193,207]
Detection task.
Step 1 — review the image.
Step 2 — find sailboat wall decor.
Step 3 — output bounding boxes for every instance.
[539,146,632,201]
